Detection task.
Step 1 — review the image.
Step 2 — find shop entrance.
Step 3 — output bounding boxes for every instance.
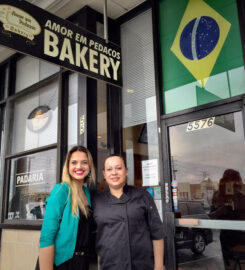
[163,104,245,270]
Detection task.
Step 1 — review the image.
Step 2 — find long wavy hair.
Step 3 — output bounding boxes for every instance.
[62,145,95,217]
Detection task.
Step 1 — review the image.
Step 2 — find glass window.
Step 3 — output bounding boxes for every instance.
[0,64,8,100]
[15,56,59,93]
[9,79,58,154]
[7,149,57,220]
[169,111,245,218]
[68,73,78,150]
[97,80,108,191]
[121,9,157,128]
[0,107,4,193]
[169,111,245,269]
[39,61,59,81]
[159,0,245,114]
[68,72,108,189]
[121,10,162,219]
[96,22,104,39]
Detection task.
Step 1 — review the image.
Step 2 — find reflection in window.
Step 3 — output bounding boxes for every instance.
[7,149,57,220]
[164,68,245,114]
[121,9,160,187]
[169,112,245,220]
[68,73,78,150]
[123,121,159,186]
[97,81,108,191]
[120,9,162,218]
[0,107,4,193]
[96,21,104,39]
[96,23,107,191]
[0,64,8,100]
[15,56,59,93]
[171,113,245,270]
[10,79,58,154]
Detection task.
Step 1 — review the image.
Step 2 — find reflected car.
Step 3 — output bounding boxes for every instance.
[175,200,213,254]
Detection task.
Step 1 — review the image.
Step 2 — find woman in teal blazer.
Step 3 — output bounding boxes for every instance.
[39,145,96,270]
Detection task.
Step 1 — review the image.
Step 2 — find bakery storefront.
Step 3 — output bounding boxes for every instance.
[1,0,245,269]
[0,1,164,269]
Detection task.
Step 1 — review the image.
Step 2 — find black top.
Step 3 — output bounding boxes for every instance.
[54,207,95,270]
[75,207,95,254]
[93,185,164,270]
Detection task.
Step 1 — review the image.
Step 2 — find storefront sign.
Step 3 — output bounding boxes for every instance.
[16,170,44,186]
[0,0,122,86]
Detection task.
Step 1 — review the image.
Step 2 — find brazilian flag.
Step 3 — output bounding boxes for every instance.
[159,0,244,113]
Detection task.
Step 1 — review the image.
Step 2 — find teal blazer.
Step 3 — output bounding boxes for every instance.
[40,183,91,266]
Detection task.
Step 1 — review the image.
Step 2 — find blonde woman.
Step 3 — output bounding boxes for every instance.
[39,145,96,270]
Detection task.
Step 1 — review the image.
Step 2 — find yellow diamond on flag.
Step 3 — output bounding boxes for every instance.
[171,0,231,87]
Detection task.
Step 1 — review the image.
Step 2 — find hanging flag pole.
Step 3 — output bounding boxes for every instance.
[103,0,108,43]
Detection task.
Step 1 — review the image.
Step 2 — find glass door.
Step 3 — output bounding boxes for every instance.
[168,111,245,270]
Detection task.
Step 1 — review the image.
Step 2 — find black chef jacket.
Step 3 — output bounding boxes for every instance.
[93,185,164,270]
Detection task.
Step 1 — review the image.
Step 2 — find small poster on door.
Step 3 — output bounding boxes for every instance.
[154,186,161,200]
[154,199,163,221]
[142,159,159,186]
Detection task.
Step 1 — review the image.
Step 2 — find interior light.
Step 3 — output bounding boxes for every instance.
[126,89,134,93]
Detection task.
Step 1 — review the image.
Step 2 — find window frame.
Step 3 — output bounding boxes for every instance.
[161,97,245,270]
[0,54,66,229]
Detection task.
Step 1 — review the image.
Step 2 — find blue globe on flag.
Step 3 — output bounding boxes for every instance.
[170,0,231,87]
[180,16,220,60]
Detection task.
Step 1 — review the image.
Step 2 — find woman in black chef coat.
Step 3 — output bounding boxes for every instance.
[93,155,164,270]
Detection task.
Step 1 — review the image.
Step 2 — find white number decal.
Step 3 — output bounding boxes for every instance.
[186,117,215,132]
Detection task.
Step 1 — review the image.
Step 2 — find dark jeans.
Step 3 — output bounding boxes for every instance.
[35,256,90,270]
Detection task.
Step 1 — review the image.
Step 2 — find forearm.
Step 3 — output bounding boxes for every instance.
[39,245,55,270]
[153,239,164,270]
[98,256,100,270]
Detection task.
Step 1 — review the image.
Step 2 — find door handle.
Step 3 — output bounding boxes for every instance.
[178,218,199,226]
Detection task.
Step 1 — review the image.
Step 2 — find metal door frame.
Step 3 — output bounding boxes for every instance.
[161,97,245,270]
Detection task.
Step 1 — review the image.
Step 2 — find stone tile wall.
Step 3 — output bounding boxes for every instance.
[0,229,40,270]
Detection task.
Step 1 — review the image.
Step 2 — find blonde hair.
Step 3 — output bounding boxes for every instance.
[62,145,95,217]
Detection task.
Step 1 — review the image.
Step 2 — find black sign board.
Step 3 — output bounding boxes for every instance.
[0,0,122,86]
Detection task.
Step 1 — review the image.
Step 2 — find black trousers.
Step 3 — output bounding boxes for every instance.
[36,256,90,270]
[54,255,90,270]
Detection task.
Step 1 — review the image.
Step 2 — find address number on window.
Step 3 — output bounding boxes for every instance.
[186,117,215,132]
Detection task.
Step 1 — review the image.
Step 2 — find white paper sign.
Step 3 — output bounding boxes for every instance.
[142,159,159,186]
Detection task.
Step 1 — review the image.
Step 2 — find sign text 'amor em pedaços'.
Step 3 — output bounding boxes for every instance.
[0,0,122,86]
